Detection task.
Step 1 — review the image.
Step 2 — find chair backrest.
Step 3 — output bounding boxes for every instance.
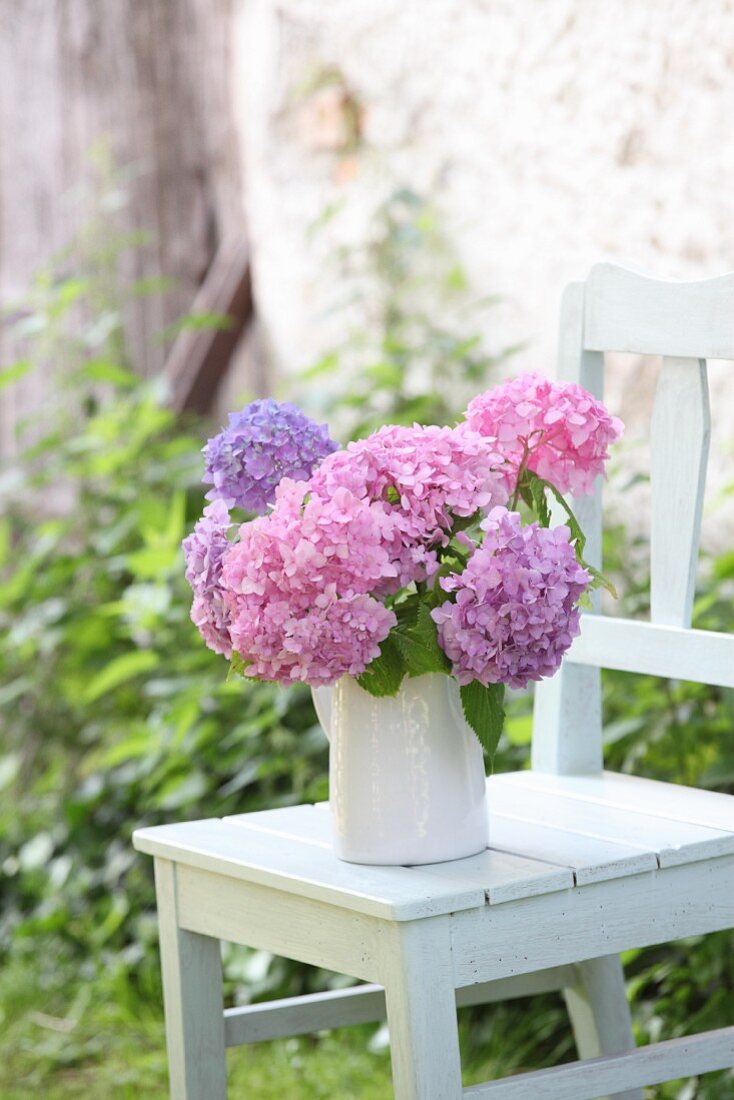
[532,262,734,776]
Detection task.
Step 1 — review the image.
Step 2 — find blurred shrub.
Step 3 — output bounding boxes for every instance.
[1,179,732,1096]
[0,274,328,1017]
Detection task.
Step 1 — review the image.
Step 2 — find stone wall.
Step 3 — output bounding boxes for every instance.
[234,0,734,538]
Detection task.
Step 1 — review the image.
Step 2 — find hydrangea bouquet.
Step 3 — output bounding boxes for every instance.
[183,378,622,757]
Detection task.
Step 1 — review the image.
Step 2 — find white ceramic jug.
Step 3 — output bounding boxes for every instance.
[312,673,489,865]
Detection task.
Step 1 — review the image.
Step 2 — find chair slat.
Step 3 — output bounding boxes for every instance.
[134,819,484,919]
[650,356,711,626]
[416,848,573,905]
[532,282,605,775]
[488,813,657,884]
[566,616,734,688]
[465,1024,734,1100]
[496,770,734,835]
[489,774,734,867]
[134,818,576,917]
[584,262,734,358]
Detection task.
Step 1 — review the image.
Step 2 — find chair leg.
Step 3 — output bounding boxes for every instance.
[381,917,463,1100]
[155,859,228,1100]
[564,954,643,1100]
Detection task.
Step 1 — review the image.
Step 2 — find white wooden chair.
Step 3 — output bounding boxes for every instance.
[133,263,734,1099]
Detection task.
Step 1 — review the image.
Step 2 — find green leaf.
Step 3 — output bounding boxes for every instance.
[525,471,551,527]
[0,360,31,390]
[394,602,451,677]
[169,311,234,334]
[227,652,252,681]
[356,635,406,697]
[585,562,618,600]
[451,508,482,534]
[82,650,160,703]
[460,680,506,759]
[81,360,138,388]
[394,593,420,630]
[538,479,617,597]
[299,352,339,381]
[542,481,586,556]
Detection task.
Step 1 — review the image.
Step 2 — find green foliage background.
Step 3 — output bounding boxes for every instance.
[1,186,732,1097]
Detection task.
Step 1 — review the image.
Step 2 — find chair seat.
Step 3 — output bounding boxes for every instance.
[132,769,734,923]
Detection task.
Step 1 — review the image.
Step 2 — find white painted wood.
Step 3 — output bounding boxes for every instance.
[464,1025,734,1099]
[136,819,488,920]
[565,615,734,687]
[489,776,734,867]
[495,769,734,835]
[225,803,332,847]
[533,281,604,776]
[488,813,657,885]
[532,663,604,776]
[233,796,661,898]
[175,865,383,982]
[406,848,573,904]
[584,262,734,358]
[154,859,227,1100]
[650,356,711,627]
[223,967,578,1047]
[135,818,581,916]
[450,854,734,987]
[224,984,388,1046]
[563,956,643,1100]
[380,917,462,1100]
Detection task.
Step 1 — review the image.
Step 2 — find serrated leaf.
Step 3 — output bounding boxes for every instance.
[394,593,420,630]
[356,634,405,697]
[394,602,451,677]
[459,680,506,759]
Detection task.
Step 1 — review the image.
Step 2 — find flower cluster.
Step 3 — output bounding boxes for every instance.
[203,398,339,513]
[432,508,590,689]
[183,374,621,713]
[220,480,397,685]
[464,371,623,496]
[309,423,510,586]
[181,500,234,658]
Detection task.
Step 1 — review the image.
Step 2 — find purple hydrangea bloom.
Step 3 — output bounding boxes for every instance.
[182,500,233,658]
[203,399,339,514]
[431,507,590,690]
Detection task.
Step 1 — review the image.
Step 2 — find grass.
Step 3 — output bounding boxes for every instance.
[3,953,733,1098]
[0,952,571,1099]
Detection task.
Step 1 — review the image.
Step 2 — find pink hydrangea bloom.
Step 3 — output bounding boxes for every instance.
[431,508,590,690]
[182,500,233,658]
[220,479,397,685]
[464,372,623,496]
[309,424,510,586]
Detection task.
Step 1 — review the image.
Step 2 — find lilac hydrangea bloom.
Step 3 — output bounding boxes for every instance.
[203,398,339,513]
[182,500,233,658]
[431,507,590,690]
